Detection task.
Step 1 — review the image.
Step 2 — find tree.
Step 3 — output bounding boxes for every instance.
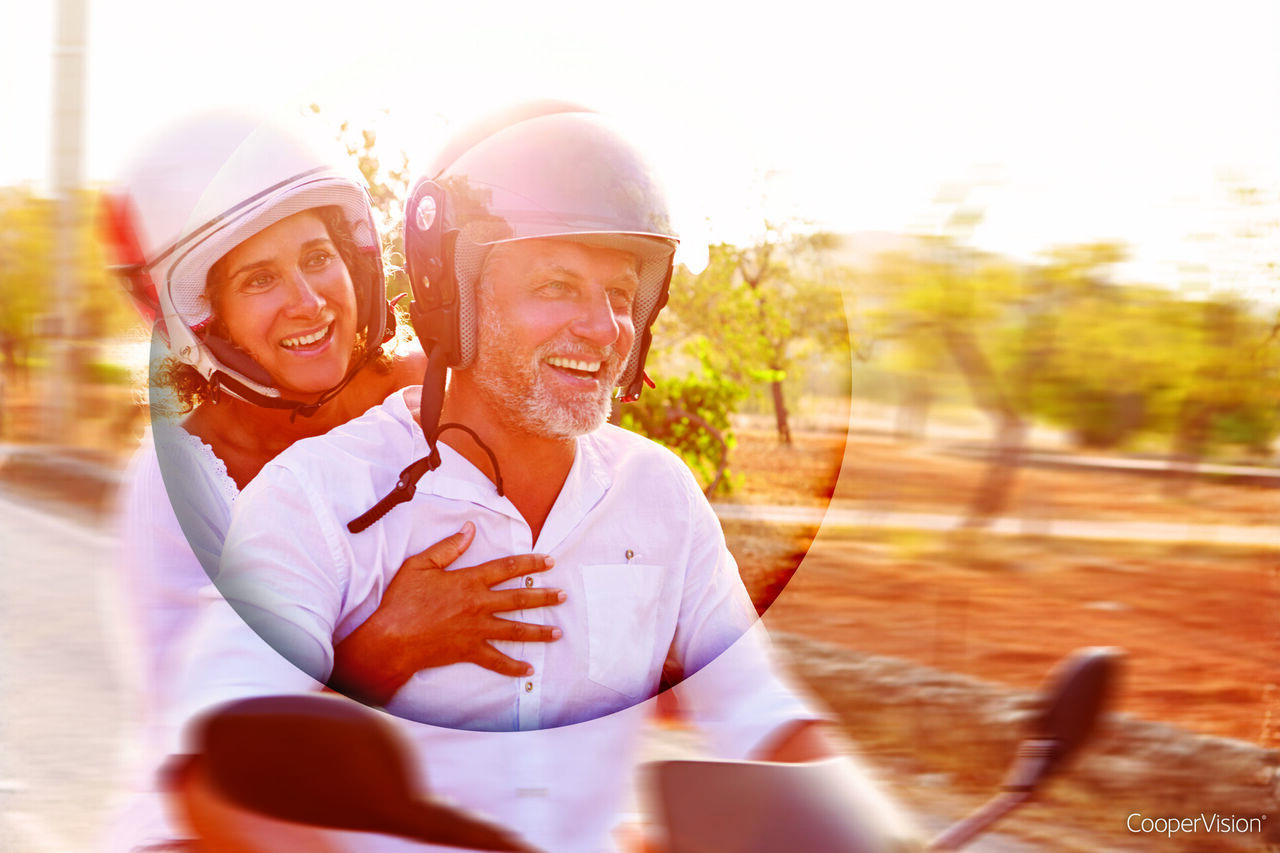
[1165,296,1280,473]
[1022,250,1280,464]
[0,186,133,376]
[656,227,850,446]
[863,237,1036,525]
[735,226,794,443]
[1016,243,1145,449]
[0,187,53,379]
[617,340,747,496]
[310,106,413,301]
[862,230,1280,520]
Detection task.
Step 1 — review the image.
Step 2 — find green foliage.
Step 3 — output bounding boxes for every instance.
[624,226,853,482]
[0,187,53,344]
[0,186,137,357]
[857,234,1280,458]
[619,346,747,495]
[1026,285,1280,454]
[1212,406,1278,454]
[310,105,413,302]
[80,359,135,386]
[653,231,851,431]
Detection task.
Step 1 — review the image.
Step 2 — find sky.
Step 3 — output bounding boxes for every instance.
[4,0,1280,300]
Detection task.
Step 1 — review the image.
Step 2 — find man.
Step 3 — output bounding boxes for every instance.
[173,103,917,852]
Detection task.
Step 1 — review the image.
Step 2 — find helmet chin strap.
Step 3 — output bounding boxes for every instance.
[209,343,375,422]
[347,342,505,534]
[210,299,398,420]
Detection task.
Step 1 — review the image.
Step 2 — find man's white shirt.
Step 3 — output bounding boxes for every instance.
[173,387,816,851]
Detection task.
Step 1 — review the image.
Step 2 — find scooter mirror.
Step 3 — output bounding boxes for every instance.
[930,646,1124,850]
[191,694,544,853]
[1017,645,1123,787]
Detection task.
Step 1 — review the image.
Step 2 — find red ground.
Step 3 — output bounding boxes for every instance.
[724,429,1279,747]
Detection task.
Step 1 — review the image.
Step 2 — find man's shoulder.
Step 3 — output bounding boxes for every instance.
[257,391,419,491]
[586,423,703,491]
[589,422,682,463]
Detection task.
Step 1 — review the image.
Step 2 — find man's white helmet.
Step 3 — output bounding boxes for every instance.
[404,101,679,404]
[103,110,390,412]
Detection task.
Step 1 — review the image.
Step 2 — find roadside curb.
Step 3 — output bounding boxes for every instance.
[713,501,1280,548]
[939,443,1280,487]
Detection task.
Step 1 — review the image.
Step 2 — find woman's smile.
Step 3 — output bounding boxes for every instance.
[279,321,336,351]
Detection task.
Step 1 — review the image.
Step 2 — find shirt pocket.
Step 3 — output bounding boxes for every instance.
[581,563,664,699]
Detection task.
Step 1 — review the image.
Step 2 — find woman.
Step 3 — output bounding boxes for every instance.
[101,111,562,852]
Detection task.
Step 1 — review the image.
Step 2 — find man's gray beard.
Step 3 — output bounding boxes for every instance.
[469,299,623,440]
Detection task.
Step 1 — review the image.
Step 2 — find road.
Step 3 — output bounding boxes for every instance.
[0,490,137,853]
[714,501,1280,547]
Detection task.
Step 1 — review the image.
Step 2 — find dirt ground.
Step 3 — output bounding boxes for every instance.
[716,424,1280,850]
[722,426,1280,748]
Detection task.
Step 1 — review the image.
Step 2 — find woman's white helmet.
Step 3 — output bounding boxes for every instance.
[103,110,389,411]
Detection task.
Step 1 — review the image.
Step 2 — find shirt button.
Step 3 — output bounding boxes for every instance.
[524,576,534,588]
[525,681,534,693]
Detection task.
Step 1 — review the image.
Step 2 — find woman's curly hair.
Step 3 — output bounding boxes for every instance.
[152,205,404,416]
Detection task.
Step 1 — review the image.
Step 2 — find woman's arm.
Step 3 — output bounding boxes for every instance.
[329,522,565,706]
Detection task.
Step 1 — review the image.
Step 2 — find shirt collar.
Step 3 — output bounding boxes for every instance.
[391,388,617,543]
[535,431,613,552]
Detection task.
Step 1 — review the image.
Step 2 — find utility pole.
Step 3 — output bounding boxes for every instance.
[47,0,87,441]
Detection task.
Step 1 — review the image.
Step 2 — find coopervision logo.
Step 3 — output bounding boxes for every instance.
[1128,812,1267,837]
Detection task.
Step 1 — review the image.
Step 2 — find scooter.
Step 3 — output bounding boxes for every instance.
[189,646,1121,852]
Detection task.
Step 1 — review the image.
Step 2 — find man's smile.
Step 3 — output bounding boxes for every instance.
[544,355,604,378]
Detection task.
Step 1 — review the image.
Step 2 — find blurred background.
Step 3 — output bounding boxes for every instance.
[2,1,1278,851]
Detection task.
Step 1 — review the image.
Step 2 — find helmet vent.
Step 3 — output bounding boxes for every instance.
[452,234,487,368]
